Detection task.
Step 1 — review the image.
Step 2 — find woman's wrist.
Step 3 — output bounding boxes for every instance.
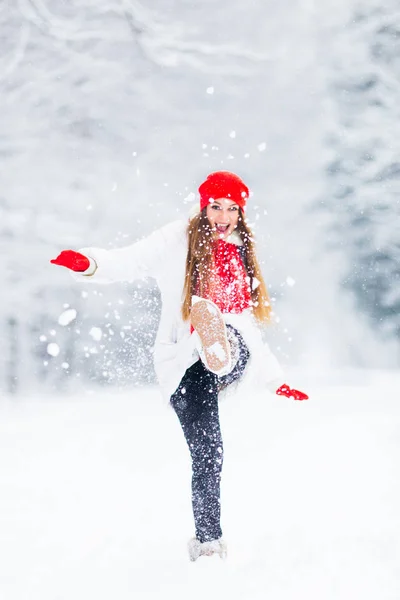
[82,257,98,276]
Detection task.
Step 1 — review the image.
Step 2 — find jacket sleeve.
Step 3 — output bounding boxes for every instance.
[72,220,186,284]
[262,342,285,391]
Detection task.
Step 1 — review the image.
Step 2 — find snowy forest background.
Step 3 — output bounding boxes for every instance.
[1,0,399,395]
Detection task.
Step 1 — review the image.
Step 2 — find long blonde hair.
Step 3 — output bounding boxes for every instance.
[181,209,271,323]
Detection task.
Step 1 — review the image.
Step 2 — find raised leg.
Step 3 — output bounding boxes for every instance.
[190,297,231,375]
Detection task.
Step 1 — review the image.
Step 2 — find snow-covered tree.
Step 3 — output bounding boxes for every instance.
[323,0,400,342]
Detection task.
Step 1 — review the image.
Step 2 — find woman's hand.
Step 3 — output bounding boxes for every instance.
[50,250,90,272]
[276,383,309,401]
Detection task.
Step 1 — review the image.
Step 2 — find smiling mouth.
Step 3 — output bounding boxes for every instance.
[215,224,230,234]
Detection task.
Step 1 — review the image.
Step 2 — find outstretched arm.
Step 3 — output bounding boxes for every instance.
[50,220,186,284]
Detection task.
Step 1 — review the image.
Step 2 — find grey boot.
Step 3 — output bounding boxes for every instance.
[188,537,228,562]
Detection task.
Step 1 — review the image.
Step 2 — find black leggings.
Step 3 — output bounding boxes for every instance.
[170,326,249,543]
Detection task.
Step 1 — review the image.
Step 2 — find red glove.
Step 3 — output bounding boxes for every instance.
[276,383,309,401]
[50,250,90,272]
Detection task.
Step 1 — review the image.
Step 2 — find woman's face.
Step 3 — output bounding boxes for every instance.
[205,198,240,240]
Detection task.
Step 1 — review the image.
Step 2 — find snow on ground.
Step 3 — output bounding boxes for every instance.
[0,371,399,600]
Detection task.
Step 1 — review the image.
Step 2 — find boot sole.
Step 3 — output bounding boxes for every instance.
[190,299,230,374]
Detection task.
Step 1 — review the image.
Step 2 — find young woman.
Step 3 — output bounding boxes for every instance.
[51,171,308,561]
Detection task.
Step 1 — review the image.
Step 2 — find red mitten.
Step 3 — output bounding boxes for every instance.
[50,250,90,272]
[276,383,309,401]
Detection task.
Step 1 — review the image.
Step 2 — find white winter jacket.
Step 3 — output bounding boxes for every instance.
[75,219,283,400]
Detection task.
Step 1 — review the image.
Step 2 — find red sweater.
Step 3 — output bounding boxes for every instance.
[198,239,251,314]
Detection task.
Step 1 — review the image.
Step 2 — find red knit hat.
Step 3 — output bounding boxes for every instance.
[198,171,249,212]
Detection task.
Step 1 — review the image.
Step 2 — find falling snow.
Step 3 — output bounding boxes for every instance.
[89,327,103,342]
[286,276,296,287]
[47,343,60,357]
[58,309,77,326]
